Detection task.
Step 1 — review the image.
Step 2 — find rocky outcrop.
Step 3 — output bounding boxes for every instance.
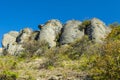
[2,31,24,55]
[2,31,19,48]
[6,43,24,55]
[60,20,84,44]
[85,18,111,43]
[16,28,33,43]
[1,18,111,56]
[38,19,62,47]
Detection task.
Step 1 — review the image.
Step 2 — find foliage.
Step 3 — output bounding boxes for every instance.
[0,56,19,80]
[107,26,120,40]
[67,36,99,60]
[40,46,70,69]
[79,20,91,30]
[0,56,19,70]
[0,70,18,80]
[109,22,120,28]
[90,40,120,80]
[21,40,49,58]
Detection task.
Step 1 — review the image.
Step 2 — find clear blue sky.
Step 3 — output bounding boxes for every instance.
[0,0,120,47]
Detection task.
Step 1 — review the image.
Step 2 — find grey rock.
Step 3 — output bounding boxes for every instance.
[2,31,25,55]
[31,31,40,40]
[16,28,33,43]
[6,43,24,55]
[39,19,63,47]
[2,31,19,48]
[85,18,110,43]
[60,20,84,44]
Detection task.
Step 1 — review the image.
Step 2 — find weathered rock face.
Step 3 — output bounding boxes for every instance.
[31,31,40,40]
[60,20,84,44]
[16,28,33,43]
[1,31,24,55]
[39,19,63,47]
[1,18,111,56]
[2,31,19,48]
[85,18,111,43]
[6,43,24,55]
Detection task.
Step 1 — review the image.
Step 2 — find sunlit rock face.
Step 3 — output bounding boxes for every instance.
[2,31,24,55]
[2,31,19,48]
[1,18,112,56]
[38,19,63,47]
[60,20,84,44]
[16,28,33,43]
[85,18,111,43]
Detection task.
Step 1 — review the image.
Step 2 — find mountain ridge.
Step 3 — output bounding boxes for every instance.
[0,18,111,55]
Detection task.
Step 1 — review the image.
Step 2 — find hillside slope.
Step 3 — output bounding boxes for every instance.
[0,18,120,80]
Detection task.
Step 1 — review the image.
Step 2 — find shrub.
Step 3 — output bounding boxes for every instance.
[107,26,120,41]
[21,40,49,58]
[0,70,18,80]
[67,36,94,60]
[0,56,18,70]
[90,40,120,80]
[109,22,120,28]
[79,20,91,30]
[40,46,70,69]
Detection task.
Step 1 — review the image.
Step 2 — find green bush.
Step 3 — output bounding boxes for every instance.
[0,70,18,80]
[67,36,93,60]
[107,26,120,40]
[40,46,70,69]
[90,40,120,80]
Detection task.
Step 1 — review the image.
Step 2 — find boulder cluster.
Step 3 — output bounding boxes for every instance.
[0,18,111,55]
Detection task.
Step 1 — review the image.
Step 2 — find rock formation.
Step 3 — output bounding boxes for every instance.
[2,31,19,48]
[38,19,63,47]
[60,20,84,44]
[1,31,23,55]
[84,18,111,43]
[1,18,111,56]
[16,28,33,43]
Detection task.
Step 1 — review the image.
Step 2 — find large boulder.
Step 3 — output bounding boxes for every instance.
[85,18,111,43]
[60,20,84,44]
[39,19,63,47]
[2,31,24,55]
[2,31,19,48]
[16,28,33,43]
[6,43,24,55]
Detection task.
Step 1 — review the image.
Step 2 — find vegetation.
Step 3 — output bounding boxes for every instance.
[107,26,120,40]
[90,40,120,80]
[20,40,49,58]
[79,20,91,30]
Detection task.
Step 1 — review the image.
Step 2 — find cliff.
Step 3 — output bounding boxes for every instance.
[1,18,111,55]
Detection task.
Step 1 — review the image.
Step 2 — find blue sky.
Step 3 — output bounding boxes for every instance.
[0,0,120,47]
